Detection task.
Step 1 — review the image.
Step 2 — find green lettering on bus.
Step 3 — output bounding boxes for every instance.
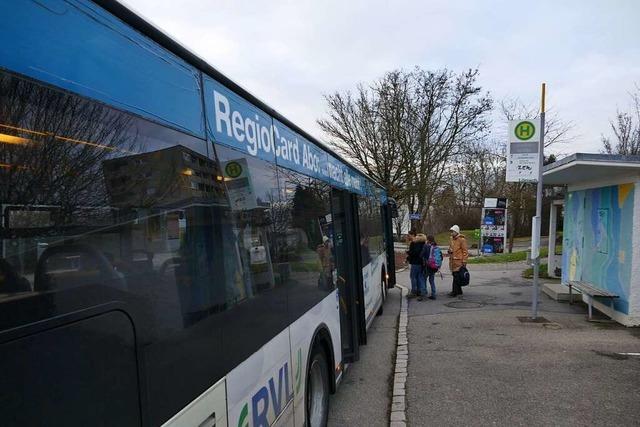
[237,403,249,427]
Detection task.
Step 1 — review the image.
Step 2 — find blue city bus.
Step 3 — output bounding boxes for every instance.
[0,1,397,426]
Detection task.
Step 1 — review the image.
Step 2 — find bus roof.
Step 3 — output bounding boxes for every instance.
[94,0,386,193]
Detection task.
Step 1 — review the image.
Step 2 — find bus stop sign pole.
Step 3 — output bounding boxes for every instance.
[532,83,546,319]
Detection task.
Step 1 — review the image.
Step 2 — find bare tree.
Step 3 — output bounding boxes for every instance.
[423,139,507,234]
[392,205,408,240]
[319,67,493,232]
[404,68,492,231]
[450,139,506,209]
[602,86,640,155]
[318,70,412,203]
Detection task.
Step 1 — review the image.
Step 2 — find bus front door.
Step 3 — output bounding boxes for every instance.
[331,190,365,363]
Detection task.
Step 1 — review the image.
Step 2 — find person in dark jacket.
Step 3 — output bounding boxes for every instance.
[405,229,416,266]
[407,233,427,300]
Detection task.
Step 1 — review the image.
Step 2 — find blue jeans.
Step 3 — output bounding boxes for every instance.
[410,264,425,295]
[425,269,437,297]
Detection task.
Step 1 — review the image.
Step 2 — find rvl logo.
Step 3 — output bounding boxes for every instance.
[237,357,296,427]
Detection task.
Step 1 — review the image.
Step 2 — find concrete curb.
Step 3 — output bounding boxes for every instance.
[390,284,409,427]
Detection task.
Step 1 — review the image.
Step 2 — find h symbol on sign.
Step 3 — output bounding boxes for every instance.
[517,124,532,139]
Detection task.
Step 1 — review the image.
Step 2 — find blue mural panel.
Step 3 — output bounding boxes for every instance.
[562,184,634,314]
[0,0,204,137]
[562,191,585,283]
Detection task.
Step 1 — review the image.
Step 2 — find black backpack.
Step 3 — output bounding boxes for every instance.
[459,266,470,286]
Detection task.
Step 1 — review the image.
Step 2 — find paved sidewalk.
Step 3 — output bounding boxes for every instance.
[401,265,640,426]
[328,287,401,426]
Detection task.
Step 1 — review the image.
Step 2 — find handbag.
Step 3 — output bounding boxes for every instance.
[458,266,470,286]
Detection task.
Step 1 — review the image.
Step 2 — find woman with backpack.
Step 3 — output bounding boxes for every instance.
[420,235,442,300]
[406,232,427,300]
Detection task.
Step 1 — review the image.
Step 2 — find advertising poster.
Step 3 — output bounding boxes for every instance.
[481,206,507,254]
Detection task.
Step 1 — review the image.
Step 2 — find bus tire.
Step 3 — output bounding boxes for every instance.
[306,346,329,427]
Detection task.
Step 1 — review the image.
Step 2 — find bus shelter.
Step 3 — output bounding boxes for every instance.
[543,153,640,326]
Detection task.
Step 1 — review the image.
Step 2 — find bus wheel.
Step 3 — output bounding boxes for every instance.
[306,347,329,427]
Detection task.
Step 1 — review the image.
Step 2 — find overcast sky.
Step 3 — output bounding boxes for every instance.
[127,0,640,155]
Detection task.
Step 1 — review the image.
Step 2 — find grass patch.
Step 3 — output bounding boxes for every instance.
[468,246,560,264]
[522,263,549,279]
[468,251,528,264]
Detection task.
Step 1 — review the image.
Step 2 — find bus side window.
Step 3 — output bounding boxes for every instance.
[357,195,384,262]
[277,167,334,323]
[0,68,221,343]
[213,145,289,374]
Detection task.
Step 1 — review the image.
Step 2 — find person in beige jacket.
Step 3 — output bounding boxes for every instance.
[447,225,468,297]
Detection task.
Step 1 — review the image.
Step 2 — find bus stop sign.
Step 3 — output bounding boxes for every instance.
[507,119,541,182]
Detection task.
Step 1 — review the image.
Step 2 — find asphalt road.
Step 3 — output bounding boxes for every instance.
[403,266,640,426]
[328,286,401,426]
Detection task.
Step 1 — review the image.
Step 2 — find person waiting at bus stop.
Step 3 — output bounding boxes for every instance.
[405,229,415,293]
[447,225,468,297]
[420,235,442,300]
[407,231,427,300]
